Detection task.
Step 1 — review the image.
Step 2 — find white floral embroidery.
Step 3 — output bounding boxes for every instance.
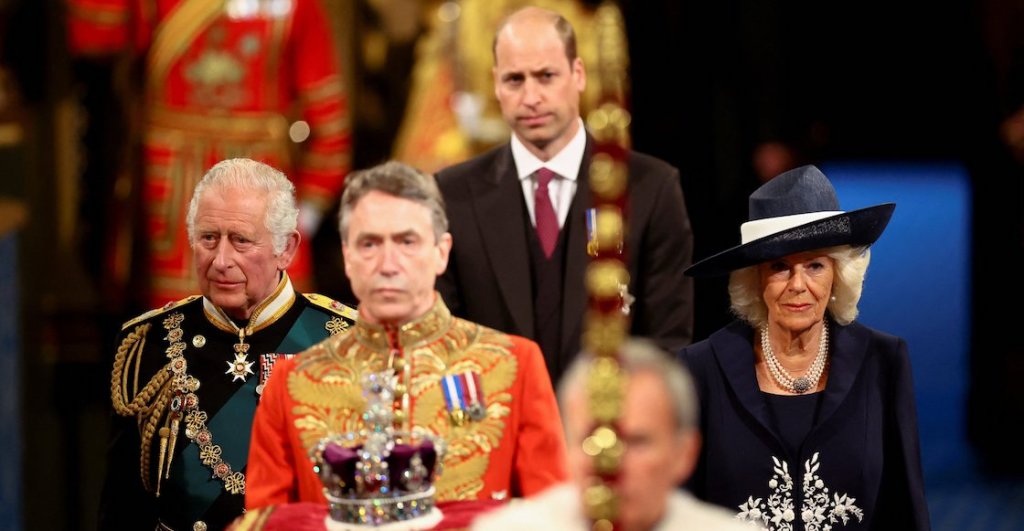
[735,452,864,530]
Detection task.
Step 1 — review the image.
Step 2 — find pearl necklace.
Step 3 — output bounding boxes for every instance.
[760,322,828,394]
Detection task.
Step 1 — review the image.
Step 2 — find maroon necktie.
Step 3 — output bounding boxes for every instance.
[534,167,559,258]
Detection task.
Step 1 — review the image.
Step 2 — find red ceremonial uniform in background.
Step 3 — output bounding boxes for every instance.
[67,0,351,306]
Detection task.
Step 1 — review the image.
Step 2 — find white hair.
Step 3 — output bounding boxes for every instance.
[186,158,299,254]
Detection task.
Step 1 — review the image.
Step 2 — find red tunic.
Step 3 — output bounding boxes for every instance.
[244,297,569,509]
[67,0,351,306]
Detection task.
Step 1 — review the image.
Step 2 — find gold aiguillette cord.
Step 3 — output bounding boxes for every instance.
[165,413,180,479]
[156,427,169,497]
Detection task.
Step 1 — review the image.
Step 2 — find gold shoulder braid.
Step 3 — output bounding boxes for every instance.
[111,321,174,493]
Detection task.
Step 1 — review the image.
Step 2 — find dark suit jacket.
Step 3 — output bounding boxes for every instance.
[678,319,930,530]
[435,137,694,384]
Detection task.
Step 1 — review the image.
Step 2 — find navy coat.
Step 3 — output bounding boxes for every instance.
[679,319,930,530]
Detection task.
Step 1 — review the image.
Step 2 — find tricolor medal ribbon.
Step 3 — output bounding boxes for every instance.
[257,353,297,396]
[442,373,467,427]
[585,208,599,257]
[461,371,487,421]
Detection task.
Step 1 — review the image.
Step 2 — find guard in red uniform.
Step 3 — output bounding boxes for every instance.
[245,161,568,509]
[67,0,351,306]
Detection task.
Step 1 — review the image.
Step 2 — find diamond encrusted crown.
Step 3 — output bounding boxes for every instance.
[311,370,444,528]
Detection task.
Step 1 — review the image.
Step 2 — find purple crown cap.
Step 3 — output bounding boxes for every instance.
[312,370,445,527]
[321,440,438,496]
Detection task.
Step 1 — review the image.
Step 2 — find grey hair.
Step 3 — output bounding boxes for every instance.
[186,158,299,255]
[557,338,698,435]
[337,160,448,243]
[728,245,871,328]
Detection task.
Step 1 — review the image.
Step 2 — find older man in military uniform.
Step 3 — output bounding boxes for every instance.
[98,158,356,531]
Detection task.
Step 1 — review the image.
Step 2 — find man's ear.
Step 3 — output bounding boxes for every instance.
[672,430,702,485]
[435,232,453,276]
[573,56,586,92]
[276,231,301,270]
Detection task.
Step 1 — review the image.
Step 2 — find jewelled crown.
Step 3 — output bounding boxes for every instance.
[311,370,444,529]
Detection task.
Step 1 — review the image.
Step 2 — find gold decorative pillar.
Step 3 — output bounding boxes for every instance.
[581,2,630,529]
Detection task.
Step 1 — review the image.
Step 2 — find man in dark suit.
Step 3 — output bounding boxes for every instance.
[435,6,694,386]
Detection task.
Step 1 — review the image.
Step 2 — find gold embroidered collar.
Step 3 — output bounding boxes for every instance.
[203,273,296,335]
[354,293,452,350]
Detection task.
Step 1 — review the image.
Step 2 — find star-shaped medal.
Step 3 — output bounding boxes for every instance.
[226,353,255,382]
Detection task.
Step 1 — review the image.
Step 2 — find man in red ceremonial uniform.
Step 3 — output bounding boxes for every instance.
[67,0,351,306]
[244,160,568,509]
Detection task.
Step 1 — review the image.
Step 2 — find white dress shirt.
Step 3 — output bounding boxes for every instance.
[511,118,587,229]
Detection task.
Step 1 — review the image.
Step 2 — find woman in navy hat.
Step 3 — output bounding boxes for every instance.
[678,165,929,530]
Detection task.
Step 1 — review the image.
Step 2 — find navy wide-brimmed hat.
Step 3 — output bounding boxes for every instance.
[685,165,895,277]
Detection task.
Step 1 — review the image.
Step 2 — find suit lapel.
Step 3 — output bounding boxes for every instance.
[711,322,781,445]
[560,139,594,360]
[470,146,534,336]
[815,320,867,429]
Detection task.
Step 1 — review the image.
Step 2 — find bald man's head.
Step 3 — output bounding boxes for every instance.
[492,6,577,65]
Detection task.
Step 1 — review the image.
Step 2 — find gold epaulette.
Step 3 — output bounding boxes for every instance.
[303,293,359,321]
[121,295,201,330]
